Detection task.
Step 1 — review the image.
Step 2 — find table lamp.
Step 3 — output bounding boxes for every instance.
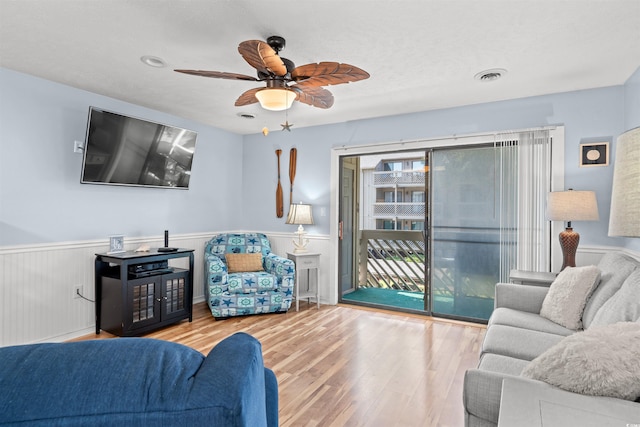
[546,189,599,270]
[286,202,314,253]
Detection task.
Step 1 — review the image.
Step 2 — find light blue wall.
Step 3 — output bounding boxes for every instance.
[624,66,640,131]
[2,66,638,251]
[0,68,243,246]
[243,85,631,250]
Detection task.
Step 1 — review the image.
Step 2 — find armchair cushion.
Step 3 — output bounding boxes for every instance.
[228,272,276,294]
[226,253,264,273]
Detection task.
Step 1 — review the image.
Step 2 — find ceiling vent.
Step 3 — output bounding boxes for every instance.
[140,55,166,68]
[237,112,256,119]
[474,68,507,82]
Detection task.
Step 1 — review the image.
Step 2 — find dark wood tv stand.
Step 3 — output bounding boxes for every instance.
[94,248,194,336]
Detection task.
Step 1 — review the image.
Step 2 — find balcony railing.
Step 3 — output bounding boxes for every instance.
[373,170,425,186]
[359,230,426,293]
[356,228,503,319]
[372,202,425,218]
[358,228,501,295]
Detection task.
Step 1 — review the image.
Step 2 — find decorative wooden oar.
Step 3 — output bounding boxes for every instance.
[275,149,284,218]
[289,147,297,206]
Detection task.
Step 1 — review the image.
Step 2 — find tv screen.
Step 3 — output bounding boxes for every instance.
[81,107,198,189]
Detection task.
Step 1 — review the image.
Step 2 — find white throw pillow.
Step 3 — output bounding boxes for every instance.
[539,265,600,330]
[521,322,640,401]
[590,268,640,327]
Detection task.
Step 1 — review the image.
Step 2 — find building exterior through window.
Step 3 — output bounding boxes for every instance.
[360,152,426,231]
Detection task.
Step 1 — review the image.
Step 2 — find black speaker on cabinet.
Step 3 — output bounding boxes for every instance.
[158,230,178,252]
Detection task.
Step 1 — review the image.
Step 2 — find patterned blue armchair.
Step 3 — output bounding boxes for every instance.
[204,233,295,319]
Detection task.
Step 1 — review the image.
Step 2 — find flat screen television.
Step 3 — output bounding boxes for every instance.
[80,107,198,189]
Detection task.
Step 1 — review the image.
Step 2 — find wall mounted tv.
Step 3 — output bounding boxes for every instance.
[80,107,198,189]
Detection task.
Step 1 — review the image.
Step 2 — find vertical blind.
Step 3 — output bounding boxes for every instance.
[495,129,551,282]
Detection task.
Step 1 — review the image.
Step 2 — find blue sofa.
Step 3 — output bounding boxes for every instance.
[0,332,278,426]
[204,233,295,318]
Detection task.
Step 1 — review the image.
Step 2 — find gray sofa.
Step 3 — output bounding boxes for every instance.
[463,252,640,426]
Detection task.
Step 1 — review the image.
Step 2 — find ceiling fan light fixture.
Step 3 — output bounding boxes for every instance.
[255,88,296,111]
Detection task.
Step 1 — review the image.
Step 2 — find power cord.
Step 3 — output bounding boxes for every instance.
[76,289,95,303]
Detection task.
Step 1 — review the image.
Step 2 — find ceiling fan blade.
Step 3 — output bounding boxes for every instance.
[290,85,334,109]
[235,87,262,106]
[291,62,370,87]
[174,69,259,81]
[238,40,287,76]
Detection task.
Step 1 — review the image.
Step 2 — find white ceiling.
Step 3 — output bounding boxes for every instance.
[2,0,639,135]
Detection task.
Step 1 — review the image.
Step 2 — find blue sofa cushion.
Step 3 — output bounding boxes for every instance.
[1,338,202,420]
[0,333,277,426]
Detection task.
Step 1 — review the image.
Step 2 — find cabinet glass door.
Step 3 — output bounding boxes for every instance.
[128,277,160,330]
[161,270,189,321]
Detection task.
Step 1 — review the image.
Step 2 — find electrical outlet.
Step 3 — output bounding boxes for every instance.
[73,285,83,299]
[73,140,84,153]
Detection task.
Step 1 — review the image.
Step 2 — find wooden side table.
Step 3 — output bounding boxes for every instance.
[287,252,320,311]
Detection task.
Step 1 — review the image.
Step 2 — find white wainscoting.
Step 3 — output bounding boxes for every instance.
[2,236,633,347]
[0,231,331,347]
[576,245,640,265]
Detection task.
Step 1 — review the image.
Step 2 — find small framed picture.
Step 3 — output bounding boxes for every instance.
[580,142,609,167]
[108,235,125,254]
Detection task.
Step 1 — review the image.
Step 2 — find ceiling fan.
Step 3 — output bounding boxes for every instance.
[175,36,370,111]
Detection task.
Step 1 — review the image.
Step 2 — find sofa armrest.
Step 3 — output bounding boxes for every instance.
[264,368,278,427]
[463,368,516,425]
[509,270,556,287]
[205,253,227,273]
[494,283,549,313]
[264,253,295,280]
[205,254,227,284]
[499,376,640,426]
[189,333,275,426]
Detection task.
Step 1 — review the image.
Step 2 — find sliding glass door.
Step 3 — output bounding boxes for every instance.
[338,128,554,322]
[430,145,516,320]
[340,151,429,313]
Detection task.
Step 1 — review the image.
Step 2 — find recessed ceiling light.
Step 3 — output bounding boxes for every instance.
[237,112,256,119]
[140,55,166,68]
[474,68,507,82]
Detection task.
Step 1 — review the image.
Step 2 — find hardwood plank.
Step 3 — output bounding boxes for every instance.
[75,302,486,426]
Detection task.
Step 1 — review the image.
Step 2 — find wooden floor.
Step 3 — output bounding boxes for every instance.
[78,302,486,427]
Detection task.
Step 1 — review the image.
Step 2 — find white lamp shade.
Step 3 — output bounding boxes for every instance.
[546,190,599,222]
[286,203,314,225]
[609,127,640,237]
[255,88,296,111]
